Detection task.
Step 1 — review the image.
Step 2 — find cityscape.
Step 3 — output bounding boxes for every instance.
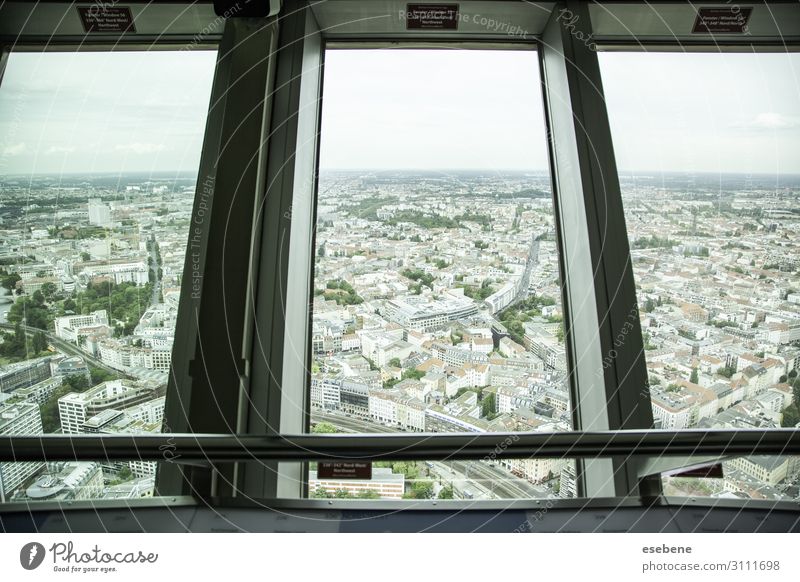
[0,169,799,503]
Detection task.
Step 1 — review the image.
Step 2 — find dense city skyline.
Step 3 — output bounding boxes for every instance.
[2,165,800,502]
[1,46,799,504]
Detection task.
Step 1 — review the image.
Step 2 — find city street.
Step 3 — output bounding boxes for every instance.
[314,410,551,500]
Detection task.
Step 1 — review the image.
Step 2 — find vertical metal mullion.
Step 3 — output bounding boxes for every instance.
[244,1,323,500]
[540,1,657,499]
[158,17,279,497]
[158,24,235,497]
[537,43,586,497]
[0,46,10,87]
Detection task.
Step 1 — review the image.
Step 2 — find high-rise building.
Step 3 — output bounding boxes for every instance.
[87,198,112,227]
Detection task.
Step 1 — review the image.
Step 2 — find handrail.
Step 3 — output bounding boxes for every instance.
[1,429,799,463]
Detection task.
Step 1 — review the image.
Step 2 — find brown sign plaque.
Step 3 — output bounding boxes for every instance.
[317,462,373,480]
[77,6,136,34]
[692,7,752,34]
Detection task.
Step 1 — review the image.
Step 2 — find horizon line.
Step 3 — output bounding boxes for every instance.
[3,169,800,177]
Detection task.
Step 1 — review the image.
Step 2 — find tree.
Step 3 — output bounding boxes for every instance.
[322,278,363,305]
[404,480,434,499]
[312,422,339,434]
[388,357,401,368]
[781,404,800,428]
[401,369,425,381]
[0,325,28,361]
[89,364,119,385]
[32,331,48,354]
[40,282,59,301]
[70,281,152,336]
[64,374,90,392]
[7,296,53,330]
[690,368,699,384]
[383,460,419,481]
[718,365,735,379]
[80,252,91,262]
[1,272,21,292]
[312,488,333,499]
[438,485,454,499]
[481,392,496,418]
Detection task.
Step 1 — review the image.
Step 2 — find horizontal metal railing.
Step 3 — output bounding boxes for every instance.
[1,429,799,463]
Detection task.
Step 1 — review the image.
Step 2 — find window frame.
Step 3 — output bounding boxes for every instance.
[0,0,798,513]
[240,0,800,506]
[0,13,226,498]
[241,1,655,502]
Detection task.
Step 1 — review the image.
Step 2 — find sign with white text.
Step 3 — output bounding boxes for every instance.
[77,6,136,33]
[317,461,372,479]
[405,4,459,30]
[692,7,752,34]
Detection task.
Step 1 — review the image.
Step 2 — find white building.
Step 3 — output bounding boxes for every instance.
[651,393,695,430]
[508,457,567,485]
[23,461,104,501]
[58,379,163,434]
[384,294,479,332]
[133,304,178,339]
[485,282,516,314]
[97,338,172,372]
[54,310,110,343]
[309,467,405,499]
[369,389,398,425]
[75,258,149,285]
[311,375,341,410]
[0,402,45,500]
[88,198,112,227]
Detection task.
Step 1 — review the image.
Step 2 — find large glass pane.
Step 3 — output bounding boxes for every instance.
[308,48,572,500]
[599,51,800,501]
[0,50,216,503]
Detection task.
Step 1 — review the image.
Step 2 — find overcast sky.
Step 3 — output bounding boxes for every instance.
[0,50,216,175]
[0,49,798,175]
[320,49,547,171]
[599,51,800,176]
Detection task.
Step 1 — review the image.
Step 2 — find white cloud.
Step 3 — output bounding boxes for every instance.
[2,142,27,156]
[739,112,799,130]
[45,145,76,155]
[114,143,168,154]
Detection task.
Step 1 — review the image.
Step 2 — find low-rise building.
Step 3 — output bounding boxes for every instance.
[309,467,405,499]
